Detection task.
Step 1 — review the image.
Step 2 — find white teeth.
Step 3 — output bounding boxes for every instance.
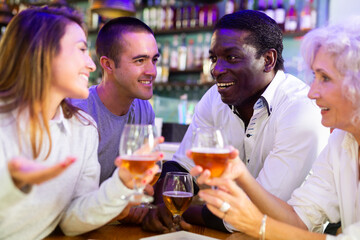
[217,82,234,87]
[79,74,88,81]
[139,80,151,84]
[320,107,330,110]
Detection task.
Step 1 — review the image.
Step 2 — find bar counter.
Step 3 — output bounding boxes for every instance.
[44,222,257,240]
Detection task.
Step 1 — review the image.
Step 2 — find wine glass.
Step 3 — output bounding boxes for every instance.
[119,124,161,203]
[162,172,194,231]
[190,127,230,181]
[135,160,163,209]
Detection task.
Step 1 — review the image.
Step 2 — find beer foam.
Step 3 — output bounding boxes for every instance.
[163,191,194,197]
[191,147,230,154]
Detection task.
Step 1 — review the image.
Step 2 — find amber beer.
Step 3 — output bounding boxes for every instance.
[120,155,157,178]
[163,191,193,216]
[191,147,230,178]
[149,172,161,185]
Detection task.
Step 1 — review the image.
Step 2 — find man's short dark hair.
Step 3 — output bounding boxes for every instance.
[214,10,284,72]
[96,17,154,67]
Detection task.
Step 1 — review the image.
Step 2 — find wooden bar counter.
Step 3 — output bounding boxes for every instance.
[44,222,256,240]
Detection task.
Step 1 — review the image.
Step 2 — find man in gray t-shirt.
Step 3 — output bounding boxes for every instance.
[71,17,159,184]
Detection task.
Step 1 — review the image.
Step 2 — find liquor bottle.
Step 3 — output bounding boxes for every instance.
[149,0,158,30]
[156,0,166,30]
[300,0,311,31]
[202,33,212,82]
[225,0,235,15]
[190,4,199,28]
[199,5,208,27]
[265,0,275,20]
[178,34,187,71]
[274,0,285,31]
[182,4,191,29]
[194,34,203,69]
[207,4,218,27]
[170,35,179,70]
[165,0,175,30]
[142,0,150,27]
[284,0,298,32]
[186,39,195,70]
[310,0,317,29]
[161,41,170,82]
[175,3,183,29]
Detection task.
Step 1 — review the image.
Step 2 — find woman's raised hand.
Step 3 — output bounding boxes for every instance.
[7,156,76,189]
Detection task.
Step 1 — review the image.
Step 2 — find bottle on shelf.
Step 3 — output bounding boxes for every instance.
[207,4,218,27]
[178,34,187,71]
[149,0,158,30]
[225,0,235,15]
[182,4,191,29]
[175,2,183,29]
[186,39,195,70]
[164,0,175,30]
[201,33,212,83]
[156,0,166,30]
[161,41,170,82]
[142,0,150,27]
[265,0,275,20]
[300,0,312,31]
[190,4,199,28]
[310,0,317,29]
[284,0,298,32]
[274,0,285,31]
[194,34,204,69]
[170,35,179,70]
[199,4,208,27]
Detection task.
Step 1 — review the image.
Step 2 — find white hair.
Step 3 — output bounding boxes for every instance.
[301,16,360,125]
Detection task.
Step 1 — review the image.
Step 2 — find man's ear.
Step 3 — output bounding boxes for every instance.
[263,49,277,72]
[99,56,115,74]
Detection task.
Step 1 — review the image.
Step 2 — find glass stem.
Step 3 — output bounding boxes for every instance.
[172,214,182,231]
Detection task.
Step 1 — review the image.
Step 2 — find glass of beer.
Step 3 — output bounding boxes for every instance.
[119,124,161,203]
[190,127,230,179]
[162,172,194,231]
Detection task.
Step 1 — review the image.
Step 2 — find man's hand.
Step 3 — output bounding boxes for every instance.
[141,203,192,233]
[110,203,150,225]
[7,156,76,189]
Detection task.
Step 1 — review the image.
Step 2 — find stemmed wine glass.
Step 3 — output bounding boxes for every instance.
[190,127,230,182]
[162,172,194,231]
[119,124,161,203]
[135,160,163,209]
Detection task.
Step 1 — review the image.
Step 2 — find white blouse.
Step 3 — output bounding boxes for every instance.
[289,129,360,239]
[0,107,133,240]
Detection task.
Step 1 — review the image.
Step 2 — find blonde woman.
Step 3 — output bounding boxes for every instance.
[0,7,157,240]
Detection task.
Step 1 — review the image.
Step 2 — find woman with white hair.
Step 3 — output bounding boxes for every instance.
[191,17,360,239]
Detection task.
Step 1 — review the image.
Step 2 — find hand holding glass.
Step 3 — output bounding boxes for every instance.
[119,124,161,203]
[162,172,193,231]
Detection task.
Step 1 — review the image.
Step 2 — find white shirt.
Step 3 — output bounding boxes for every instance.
[0,107,133,240]
[173,71,329,201]
[289,129,360,239]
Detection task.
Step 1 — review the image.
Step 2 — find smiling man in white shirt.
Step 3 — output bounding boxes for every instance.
[142,10,330,233]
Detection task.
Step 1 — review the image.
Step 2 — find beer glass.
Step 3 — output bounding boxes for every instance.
[136,160,163,209]
[119,124,160,203]
[162,172,194,231]
[190,127,230,179]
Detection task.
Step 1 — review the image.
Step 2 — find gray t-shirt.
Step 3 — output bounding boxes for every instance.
[71,85,155,184]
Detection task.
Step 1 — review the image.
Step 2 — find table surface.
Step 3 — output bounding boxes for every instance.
[44,222,257,240]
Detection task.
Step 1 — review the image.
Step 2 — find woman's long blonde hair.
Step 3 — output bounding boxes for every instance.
[0,6,86,159]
